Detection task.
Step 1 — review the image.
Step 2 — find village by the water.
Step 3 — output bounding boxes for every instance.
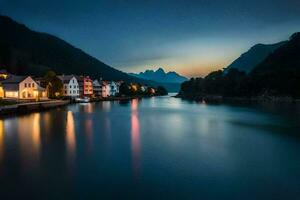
[0,69,165,114]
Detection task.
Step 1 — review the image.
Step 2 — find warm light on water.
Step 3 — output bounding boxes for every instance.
[0,96,300,199]
[131,99,141,177]
[66,111,76,159]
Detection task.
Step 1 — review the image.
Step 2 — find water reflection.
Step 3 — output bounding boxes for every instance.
[32,113,41,152]
[84,103,93,113]
[102,101,111,112]
[18,113,41,168]
[66,111,76,160]
[131,99,140,177]
[0,120,4,163]
[85,118,93,150]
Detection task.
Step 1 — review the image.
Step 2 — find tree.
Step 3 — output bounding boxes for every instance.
[156,86,168,95]
[44,71,63,98]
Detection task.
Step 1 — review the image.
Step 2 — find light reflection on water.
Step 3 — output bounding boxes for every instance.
[131,99,140,177]
[0,97,300,199]
[66,111,76,160]
[0,120,4,164]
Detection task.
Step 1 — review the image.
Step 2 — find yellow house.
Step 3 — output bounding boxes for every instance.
[1,75,47,100]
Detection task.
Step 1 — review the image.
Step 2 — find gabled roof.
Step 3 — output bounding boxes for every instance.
[57,75,76,84]
[1,75,27,91]
[1,75,27,84]
[93,80,101,86]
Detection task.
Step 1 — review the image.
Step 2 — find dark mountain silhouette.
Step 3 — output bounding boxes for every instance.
[250,32,300,97]
[225,41,287,73]
[179,32,300,99]
[0,15,174,91]
[129,67,188,83]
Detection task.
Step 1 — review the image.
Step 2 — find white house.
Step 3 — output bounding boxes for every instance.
[93,79,102,97]
[1,75,47,99]
[57,75,79,97]
[109,81,120,96]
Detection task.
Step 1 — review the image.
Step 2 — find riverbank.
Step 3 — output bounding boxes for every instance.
[0,94,165,117]
[0,100,70,116]
[175,94,300,103]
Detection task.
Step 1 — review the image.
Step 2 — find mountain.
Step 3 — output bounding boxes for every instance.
[0,15,169,90]
[250,32,300,97]
[225,41,287,73]
[129,68,188,83]
[178,32,300,99]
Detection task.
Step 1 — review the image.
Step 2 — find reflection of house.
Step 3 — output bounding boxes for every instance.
[93,79,102,97]
[1,75,47,99]
[57,75,79,97]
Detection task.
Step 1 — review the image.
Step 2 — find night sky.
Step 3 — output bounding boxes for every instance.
[1,0,300,77]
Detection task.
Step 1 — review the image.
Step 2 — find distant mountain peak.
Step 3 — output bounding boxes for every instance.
[156,67,165,73]
[129,67,188,84]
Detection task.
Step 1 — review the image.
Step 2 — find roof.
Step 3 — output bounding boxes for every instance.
[0,69,8,74]
[57,75,76,84]
[93,80,101,86]
[1,75,27,84]
[2,83,19,91]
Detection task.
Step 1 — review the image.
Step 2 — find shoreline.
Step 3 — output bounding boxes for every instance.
[0,100,70,117]
[175,94,300,104]
[0,95,165,117]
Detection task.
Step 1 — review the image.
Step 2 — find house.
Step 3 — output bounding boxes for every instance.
[93,79,102,97]
[101,81,110,98]
[57,75,79,97]
[141,85,148,92]
[109,81,120,96]
[0,75,47,99]
[76,76,93,96]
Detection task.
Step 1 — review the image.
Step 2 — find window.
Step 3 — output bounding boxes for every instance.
[28,83,31,87]
[32,83,35,87]
[74,85,76,89]
[73,80,75,83]
[65,91,67,94]
[24,83,27,87]
[70,85,72,89]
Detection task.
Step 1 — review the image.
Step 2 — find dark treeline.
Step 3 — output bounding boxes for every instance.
[119,82,168,97]
[179,32,300,100]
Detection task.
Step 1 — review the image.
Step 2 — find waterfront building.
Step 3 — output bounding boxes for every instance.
[101,81,110,97]
[93,79,102,97]
[0,75,47,99]
[109,81,120,96]
[57,75,80,97]
[76,76,93,96]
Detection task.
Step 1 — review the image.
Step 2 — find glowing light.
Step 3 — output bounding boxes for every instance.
[66,111,76,159]
[32,113,41,152]
[0,120,4,163]
[131,84,138,92]
[131,99,140,177]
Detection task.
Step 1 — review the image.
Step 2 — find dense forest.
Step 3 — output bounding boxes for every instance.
[179,32,300,100]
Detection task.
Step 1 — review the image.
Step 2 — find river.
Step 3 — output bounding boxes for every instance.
[0,95,300,199]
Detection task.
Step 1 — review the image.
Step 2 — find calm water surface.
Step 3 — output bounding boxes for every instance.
[0,96,300,199]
